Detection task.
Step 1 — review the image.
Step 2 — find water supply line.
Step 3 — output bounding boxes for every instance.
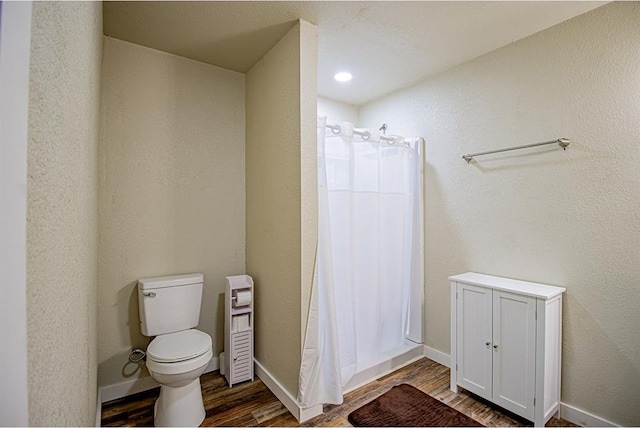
[129,348,146,363]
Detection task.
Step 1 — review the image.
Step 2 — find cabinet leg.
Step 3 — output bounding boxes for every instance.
[534,414,544,427]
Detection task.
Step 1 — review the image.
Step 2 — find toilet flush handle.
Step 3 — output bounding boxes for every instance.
[143,291,156,298]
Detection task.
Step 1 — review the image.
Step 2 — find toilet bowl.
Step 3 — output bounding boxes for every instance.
[146,329,213,427]
[137,273,211,427]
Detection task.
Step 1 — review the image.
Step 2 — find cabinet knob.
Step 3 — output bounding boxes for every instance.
[493,344,499,349]
[485,342,491,346]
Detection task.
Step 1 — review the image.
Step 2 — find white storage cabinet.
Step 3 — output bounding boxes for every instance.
[224,275,254,387]
[449,272,565,427]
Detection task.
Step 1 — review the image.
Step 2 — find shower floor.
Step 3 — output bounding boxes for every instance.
[343,340,423,393]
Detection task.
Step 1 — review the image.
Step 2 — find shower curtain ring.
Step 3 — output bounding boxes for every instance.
[331,126,341,135]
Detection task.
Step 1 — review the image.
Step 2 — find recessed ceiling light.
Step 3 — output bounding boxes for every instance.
[334,72,353,82]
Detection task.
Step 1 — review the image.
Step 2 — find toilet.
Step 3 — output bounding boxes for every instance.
[138,273,213,427]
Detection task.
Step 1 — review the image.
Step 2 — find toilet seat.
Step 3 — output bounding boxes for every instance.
[148,329,211,363]
[147,348,213,376]
[146,329,213,376]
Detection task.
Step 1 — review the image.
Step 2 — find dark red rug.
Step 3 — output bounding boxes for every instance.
[348,384,483,427]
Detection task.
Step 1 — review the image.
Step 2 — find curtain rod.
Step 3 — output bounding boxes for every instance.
[325,123,399,143]
[462,138,570,163]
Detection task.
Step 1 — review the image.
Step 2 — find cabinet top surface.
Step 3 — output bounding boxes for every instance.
[449,272,565,299]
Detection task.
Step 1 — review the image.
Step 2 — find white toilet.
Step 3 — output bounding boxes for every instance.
[138,273,213,427]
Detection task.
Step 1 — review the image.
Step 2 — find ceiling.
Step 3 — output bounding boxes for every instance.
[103,1,606,105]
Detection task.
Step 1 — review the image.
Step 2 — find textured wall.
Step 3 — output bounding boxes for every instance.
[299,21,318,343]
[98,38,246,388]
[317,96,359,124]
[246,20,317,396]
[359,3,640,425]
[27,2,102,425]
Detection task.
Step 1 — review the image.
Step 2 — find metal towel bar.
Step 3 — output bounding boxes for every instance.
[462,138,570,163]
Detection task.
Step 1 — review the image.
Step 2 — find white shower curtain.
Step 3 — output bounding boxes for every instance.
[298,117,423,408]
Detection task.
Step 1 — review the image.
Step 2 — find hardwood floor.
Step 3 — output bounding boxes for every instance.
[101,358,576,427]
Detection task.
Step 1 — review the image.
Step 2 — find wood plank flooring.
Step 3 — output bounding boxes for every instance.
[101,357,576,427]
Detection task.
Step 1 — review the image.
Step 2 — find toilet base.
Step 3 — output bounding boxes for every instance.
[154,377,206,427]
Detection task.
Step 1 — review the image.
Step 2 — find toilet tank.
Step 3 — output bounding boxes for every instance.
[138,273,204,337]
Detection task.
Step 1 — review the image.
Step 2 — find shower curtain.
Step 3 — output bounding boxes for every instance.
[298,117,423,408]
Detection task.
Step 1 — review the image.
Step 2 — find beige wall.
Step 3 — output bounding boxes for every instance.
[246,20,317,396]
[299,21,319,343]
[27,2,102,425]
[360,3,640,425]
[317,96,359,125]
[98,38,246,387]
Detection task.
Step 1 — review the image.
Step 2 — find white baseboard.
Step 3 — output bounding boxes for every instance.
[100,374,159,404]
[204,356,219,374]
[424,345,451,368]
[254,359,323,423]
[95,388,102,427]
[343,344,425,394]
[99,356,219,403]
[560,402,617,427]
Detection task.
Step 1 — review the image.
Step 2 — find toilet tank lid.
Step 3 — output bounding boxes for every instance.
[138,273,204,290]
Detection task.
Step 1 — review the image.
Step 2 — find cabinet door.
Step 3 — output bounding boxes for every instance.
[492,290,536,420]
[456,283,493,400]
[230,331,252,383]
